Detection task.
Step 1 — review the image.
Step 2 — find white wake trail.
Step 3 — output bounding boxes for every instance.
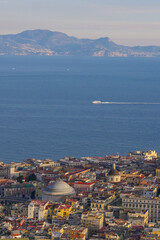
[101,102,160,105]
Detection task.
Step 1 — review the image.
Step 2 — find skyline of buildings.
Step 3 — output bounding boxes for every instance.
[0,149,160,239]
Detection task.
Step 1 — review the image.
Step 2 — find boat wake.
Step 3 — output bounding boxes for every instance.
[92,101,160,105]
[102,102,160,105]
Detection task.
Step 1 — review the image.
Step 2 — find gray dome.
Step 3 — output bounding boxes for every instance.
[43,178,75,197]
[108,169,120,176]
[108,163,120,176]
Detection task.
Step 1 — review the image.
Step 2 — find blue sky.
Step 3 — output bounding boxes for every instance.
[0,0,160,46]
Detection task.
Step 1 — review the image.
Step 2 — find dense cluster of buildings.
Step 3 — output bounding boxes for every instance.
[0,150,160,239]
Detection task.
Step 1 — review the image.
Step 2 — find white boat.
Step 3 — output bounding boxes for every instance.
[92,101,102,104]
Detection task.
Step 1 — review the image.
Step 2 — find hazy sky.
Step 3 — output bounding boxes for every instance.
[0,0,160,46]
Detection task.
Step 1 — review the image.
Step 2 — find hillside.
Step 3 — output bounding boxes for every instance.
[0,29,160,57]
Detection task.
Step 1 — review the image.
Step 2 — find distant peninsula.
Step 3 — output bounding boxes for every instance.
[0,29,160,57]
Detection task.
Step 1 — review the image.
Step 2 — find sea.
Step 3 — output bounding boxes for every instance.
[0,56,160,163]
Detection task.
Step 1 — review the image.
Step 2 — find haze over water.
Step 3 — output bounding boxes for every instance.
[0,56,160,163]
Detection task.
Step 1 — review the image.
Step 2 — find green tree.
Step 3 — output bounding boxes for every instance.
[16,175,23,183]
[31,190,35,199]
[26,173,36,182]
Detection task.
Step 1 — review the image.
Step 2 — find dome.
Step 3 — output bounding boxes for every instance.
[42,178,75,202]
[108,163,120,176]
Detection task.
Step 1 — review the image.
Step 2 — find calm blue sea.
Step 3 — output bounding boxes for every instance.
[0,56,160,163]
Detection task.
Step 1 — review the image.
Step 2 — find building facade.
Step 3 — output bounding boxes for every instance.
[4,183,35,198]
[28,200,49,220]
[122,195,160,222]
[81,211,104,234]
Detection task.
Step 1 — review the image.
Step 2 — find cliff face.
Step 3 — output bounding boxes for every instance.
[0,29,160,57]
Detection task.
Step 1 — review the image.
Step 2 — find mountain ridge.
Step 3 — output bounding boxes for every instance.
[0,29,160,57]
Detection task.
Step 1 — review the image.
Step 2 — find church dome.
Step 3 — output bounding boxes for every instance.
[108,163,120,176]
[42,178,75,202]
[107,163,121,183]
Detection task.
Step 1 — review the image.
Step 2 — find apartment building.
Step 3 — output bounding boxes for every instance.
[81,211,104,234]
[122,195,160,222]
[28,200,49,221]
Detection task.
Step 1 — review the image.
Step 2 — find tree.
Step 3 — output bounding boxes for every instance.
[31,190,35,199]
[26,173,36,182]
[16,175,23,183]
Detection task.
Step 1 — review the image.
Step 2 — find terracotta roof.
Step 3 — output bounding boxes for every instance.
[74,182,94,185]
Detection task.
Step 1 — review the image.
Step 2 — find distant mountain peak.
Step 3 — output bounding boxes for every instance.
[16,29,69,40]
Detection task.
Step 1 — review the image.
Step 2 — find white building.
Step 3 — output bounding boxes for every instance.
[121,195,160,223]
[28,200,48,220]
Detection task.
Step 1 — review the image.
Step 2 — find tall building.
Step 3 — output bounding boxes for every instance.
[28,200,49,220]
[121,195,160,222]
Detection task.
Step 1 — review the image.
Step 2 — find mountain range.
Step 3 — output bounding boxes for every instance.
[0,29,160,57]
